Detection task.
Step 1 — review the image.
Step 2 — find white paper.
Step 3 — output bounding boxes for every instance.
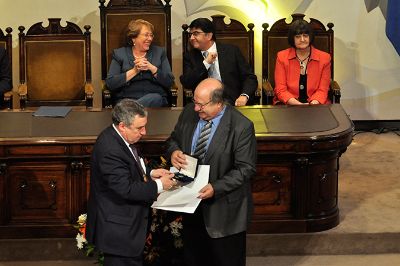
[151,165,210,213]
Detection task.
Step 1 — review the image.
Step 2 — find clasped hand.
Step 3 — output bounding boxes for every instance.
[134,57,156,73]
[205,51,218,64]
[151,168,177,191]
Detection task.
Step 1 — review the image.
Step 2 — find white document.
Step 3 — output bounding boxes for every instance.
[151,165,210,213]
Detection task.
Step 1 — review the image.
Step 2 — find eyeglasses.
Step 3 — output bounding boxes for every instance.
[192,99,212,109]
[188,31,206,38]
[139,33,154,39]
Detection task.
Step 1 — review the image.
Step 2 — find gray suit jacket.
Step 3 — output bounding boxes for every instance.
[166,104,257,238]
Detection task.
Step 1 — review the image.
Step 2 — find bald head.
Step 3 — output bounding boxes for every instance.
[193,78,225,120]
[195,78,224,105]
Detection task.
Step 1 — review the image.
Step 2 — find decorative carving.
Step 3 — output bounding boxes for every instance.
[106,0,163,7]
[71,161,84,172]
[295,157,309,168]
[19,179,57,210]
[22,18,85,35]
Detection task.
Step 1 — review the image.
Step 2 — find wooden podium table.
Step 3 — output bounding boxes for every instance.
[0,105,353,238]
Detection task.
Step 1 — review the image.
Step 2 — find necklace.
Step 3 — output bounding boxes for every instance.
[296,53,310,69]
[133,53,147,59]
[133,48,147,59]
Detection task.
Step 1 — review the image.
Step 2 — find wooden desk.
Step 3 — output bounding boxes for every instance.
[0,105,353,238]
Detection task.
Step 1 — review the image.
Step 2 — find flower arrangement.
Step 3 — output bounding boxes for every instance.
[75,213,104,265]
[75,211,183,266]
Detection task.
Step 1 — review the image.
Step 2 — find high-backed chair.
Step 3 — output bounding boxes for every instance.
[0,27,13,109]
[182,14,260,105]
[17,18,94,108]
[99,0,177,108]
[262,13,340,105]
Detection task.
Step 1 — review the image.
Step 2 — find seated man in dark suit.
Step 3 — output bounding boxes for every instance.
[180,18,258,106]
[0,47,11,108]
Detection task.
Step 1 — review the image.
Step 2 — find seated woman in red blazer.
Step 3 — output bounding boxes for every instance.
[274,19,331,105]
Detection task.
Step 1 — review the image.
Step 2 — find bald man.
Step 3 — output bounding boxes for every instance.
[166,78,257,266]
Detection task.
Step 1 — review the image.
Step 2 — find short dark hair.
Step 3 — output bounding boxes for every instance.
[189,18,216,41]
[287,19,315,47]
[112,99,147,127]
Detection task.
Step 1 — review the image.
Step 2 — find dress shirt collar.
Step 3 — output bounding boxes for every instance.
[202,41,217,54]
[112,123,131,151]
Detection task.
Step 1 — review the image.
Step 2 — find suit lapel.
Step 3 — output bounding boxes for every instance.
[184,113,199,155]
[125,46,135,68]
[216,42,226,81]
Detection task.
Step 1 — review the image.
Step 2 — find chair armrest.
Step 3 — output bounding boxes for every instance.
[3,90,13,109]
[183,88,193,106]
[18,83,27,96]
[262,79,274,105]
[101,81,112,109]
[17,84,28,110]
[84,82,94,108]
[84,82,95,95]
[170,82,178,107]
[330,80,341,104]
[252,87,261,105]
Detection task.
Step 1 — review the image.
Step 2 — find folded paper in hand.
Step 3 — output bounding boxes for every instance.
[151,165,209,213]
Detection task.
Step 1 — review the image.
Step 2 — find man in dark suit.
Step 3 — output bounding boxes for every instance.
[166,78,257,266]
[0,47,12,107]
[86,99,176,266]
[180,18,258,106]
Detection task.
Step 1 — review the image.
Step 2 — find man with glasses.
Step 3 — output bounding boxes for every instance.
[167,78,257,266]
[180,18,258,106]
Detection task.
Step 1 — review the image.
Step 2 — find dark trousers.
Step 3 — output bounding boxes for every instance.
[182,208,246,266]
[104,253,143,266]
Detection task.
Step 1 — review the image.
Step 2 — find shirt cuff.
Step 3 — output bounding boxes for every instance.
[240,93,250,99]
[155,179,164,193]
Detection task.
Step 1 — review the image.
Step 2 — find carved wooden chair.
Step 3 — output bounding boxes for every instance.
[0,27,13,109]
[17,18,94,108]
[182,14,260,105]
[262,13,340,104]
[99,0,177,108]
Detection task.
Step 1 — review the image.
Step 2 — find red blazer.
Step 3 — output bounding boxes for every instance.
[273,46,331,104]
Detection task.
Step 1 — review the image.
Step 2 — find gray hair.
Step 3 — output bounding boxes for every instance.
[112,99,147,127]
